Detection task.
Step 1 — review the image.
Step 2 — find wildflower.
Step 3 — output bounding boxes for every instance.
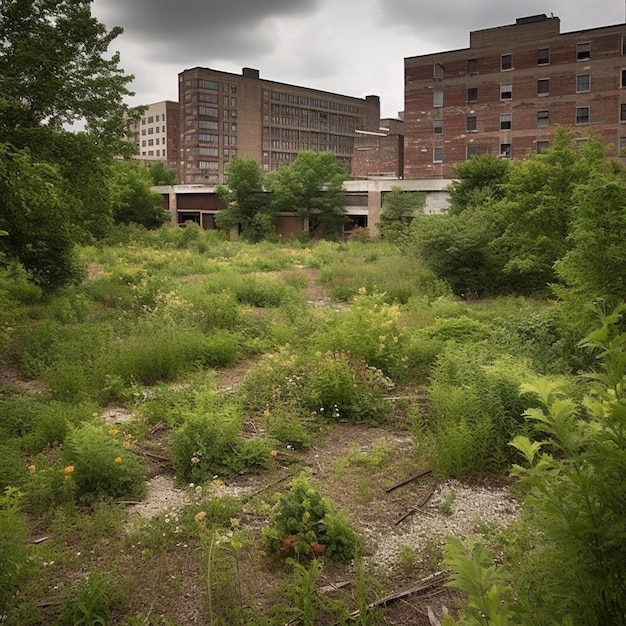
[122,441,131,448]
[195,485,203,495]
[191,456,200,464]
[28,464,36,474]
[92,412,99,418]
[64,465,74,480]
[109,428,119,436]
[115,457,122,464]
[230,517,240,528]
[270,449,278,457]
[195,511,206,523]
[358,286,367,295]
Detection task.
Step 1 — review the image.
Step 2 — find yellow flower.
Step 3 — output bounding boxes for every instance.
[270,449,278,457]
[109,428,119,436]
[114,457,122,464]
[64,465,74,474]
[92,412,99,418]
[194,511,206,523]
[28,464,36,474]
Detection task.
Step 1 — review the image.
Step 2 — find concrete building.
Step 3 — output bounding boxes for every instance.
[178,66,381,184]
[133,101,180,171]
[404,15,626,178]
[351,117,405,179]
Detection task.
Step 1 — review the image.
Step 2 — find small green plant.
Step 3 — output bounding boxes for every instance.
[56,569,128,626]
[62,422,146,503]
[262,471,360,563]
[0,488,32,620]
[439,490,456,516]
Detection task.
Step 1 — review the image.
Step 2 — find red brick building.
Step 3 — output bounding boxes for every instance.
[179,66,381,184]
[404,15,626,178]
[351,118,404,179]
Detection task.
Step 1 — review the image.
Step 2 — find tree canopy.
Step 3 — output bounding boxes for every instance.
[0,0,143,289]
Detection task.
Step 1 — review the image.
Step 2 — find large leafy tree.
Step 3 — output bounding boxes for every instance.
[266,151,348,238]
[378,186,425,243]
[215,157,275,241]
[0,0,142,289]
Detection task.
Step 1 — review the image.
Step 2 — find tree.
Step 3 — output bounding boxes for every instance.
[266,151,348,238]
[0,0,142,288]
[0,144,84,290]
[148,161,178,186]
[378,186,425,243]
[446,153,511,215]
[215,158,275,241]
[109,161,169,229]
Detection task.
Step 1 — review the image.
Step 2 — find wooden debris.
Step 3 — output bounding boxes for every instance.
[384,468,433,493]
[31,536,50,544]
[394,482,437,526]
[346,571,449,621]
[317,581,351,594]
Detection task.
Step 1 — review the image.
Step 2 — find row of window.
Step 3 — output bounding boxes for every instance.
[184,78,237,94]
[141,138,166,147]
[434,72,613,106]
[435,41,609,79]
[140,149,166,157]
[141,125,166,136]
[140,113,167,125]
[433,103,626,134]
[269,91,362,114]
[432,141,550,163]
[197,133,238,145]
[186,120,238,132]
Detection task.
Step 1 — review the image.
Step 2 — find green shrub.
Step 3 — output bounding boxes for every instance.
[0,445,28,491]
[263,406,312,450]
[0,488,32,620]
[423,344,534,479]
[62,423,146,503]
[171,406,272,482]
[262,471,360,563]
[232,274,303,307]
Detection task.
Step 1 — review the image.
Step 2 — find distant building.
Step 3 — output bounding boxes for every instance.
[404,15,626,178]
[352,117,404,179]
[133,100,180,171]
[178,66,381,184]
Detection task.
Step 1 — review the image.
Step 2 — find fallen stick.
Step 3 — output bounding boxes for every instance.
[385,468,432,493]
[394,482,437,526]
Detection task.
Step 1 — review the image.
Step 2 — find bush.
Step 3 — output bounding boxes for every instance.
[171,406,273,483]
[62,423,146,503]
[262,471,360,563]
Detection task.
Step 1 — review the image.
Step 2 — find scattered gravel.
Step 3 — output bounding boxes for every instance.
[364,480,520,572]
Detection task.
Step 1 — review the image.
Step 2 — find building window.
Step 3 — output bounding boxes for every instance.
[147,127,154,134]
[147,116,154,123]
[537,48,550,65]
[466,116,477,132]
[199,79,218,90]
[156,150,160,156]
[467,58,478,74]
[500,84,512,100]
[466,144,477,159]
[537,79,550,96]
[141,129,146,136]
[433,147,443,162]
[623,37,626,55]
[536,140,549,154]
[433,119,443,134]
[576,106,590,125]
[501,54,513,70]
[433,91,443,107]
[619,137,626,154]
[500,113,512,130]
[467,87,478,102]
[141,140,146,147]
[621,69,626,88]
[577,42,591,60]
[537,110,549,128]
[433,63,444,80]
[155,115,160,122]
[500,143,511,158]
[198,106,218,117]
[620,103,626,122]
[148,139,153,146]
[576,74,591,93]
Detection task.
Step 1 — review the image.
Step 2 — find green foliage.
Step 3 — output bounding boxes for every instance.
[62,423,146,503]
[0,488,31,620]
[57,569,128,626]
[215,157,275,241]
[108,160,169,228]
[423,344,534,478]
[447,152,511,215]
[262,471,360,563]
[171,406,272,482]
[0,144,84,290]
[378,186,425,243]
[148,161,178,186]
[266,151,348,238]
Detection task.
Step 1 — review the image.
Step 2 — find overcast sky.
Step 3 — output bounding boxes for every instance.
[92,0,626,120]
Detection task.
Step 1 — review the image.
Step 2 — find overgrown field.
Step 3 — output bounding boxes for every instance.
[1,225,623,625]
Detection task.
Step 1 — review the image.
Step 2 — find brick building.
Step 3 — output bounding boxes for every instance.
[404,15,626,178]
[179,66,381,184]
[133,100,180,171]
[351,117,404,179]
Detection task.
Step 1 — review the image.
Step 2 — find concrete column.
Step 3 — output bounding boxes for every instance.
[168,188,178,226]
[368,189,383,237]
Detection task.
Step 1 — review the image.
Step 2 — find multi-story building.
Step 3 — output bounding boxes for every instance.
[404,14,626,178]
[351,118,405,179]
[134,101,180,171]
[179,66,381,184]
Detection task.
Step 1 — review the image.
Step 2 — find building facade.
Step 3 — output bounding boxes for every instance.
[133,101,180,171]
[404,15,626,178]
[351,118,405,179]
[178,66,381,184]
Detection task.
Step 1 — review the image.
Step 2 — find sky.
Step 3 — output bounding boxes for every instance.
[91,0,626,120]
